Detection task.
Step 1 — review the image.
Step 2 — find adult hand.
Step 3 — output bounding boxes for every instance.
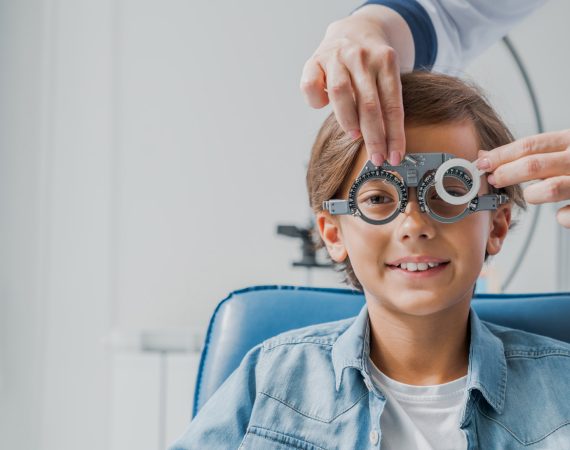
[300,6,414,167]
[476,130,570,228]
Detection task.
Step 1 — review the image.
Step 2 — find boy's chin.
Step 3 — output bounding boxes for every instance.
[372,290,471,318]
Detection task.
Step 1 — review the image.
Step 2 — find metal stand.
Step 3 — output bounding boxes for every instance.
[276,223,333,285]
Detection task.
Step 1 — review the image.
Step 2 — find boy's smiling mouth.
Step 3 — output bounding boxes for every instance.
[385,256,451,275]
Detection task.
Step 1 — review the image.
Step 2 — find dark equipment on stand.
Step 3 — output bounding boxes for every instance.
[276,224,332,269]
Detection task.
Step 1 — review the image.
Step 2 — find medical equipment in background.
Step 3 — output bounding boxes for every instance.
[105,328,205,450]
[276,224,332,285]
[277,35,564,292]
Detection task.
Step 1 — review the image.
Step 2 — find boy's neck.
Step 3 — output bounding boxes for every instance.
[367,297,471,386]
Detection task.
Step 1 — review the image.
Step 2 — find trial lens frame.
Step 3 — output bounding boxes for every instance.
[322,153,509,224]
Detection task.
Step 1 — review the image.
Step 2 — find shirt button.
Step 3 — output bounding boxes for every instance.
[369,430,379,445]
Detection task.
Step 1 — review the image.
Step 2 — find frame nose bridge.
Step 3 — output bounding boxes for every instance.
[403,187,425,216]
[397,161,424,210]
[404,182,422,203]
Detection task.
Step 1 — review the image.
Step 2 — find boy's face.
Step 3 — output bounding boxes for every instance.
[318,121,511,317]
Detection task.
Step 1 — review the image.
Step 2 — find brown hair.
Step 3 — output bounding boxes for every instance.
[306,71,526,291]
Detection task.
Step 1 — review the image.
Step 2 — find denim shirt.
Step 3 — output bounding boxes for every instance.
[170,305,570,449]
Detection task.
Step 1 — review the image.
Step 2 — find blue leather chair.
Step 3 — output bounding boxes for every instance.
[193,285,570,416]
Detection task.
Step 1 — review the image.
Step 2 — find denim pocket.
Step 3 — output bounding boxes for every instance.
[480,352,570,446]
[238,426,328,450]
[476,381,570,446]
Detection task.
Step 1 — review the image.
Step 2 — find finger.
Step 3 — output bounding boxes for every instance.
[523,176,570,204]
[476,130,570,172]
[300,57,329,108]
[376,51,405,164]
[355,76,386,162]
[557,205,570,228]
[345,58,386,161]
[326,60,359,136]
[486,150,570,188]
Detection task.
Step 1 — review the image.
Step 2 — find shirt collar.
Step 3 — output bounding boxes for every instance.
[466,307,507,414]
[331,304,370,392]
[331,303,507,414]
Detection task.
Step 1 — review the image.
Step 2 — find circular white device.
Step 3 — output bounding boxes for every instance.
[434,158,483,205]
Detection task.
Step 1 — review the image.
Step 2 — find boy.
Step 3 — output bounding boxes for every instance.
[170,72,570,449]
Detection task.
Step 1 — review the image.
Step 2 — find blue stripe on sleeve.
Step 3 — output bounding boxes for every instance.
[359,0,437,70]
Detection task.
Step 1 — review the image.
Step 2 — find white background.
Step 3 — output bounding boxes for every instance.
[1,1,569,449]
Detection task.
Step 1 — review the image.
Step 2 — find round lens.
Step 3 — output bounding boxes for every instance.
[434,160,478,206]
[426,175,470,219]
[356,178,400,222]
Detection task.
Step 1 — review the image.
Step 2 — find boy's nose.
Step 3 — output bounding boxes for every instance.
[397,190,437,241]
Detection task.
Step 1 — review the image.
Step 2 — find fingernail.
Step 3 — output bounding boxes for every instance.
[349,130,361,140]
[389,151,401,166]
[476,158,491,171]
[371,153,384,167]
[487,174,496,185]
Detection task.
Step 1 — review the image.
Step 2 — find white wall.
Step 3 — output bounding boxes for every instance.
[0,2,46,449]
[1,1,569,449]
[111,0,356,334]
[1,0,116,449]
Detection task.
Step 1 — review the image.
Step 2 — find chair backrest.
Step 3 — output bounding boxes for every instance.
[193,285,570,416]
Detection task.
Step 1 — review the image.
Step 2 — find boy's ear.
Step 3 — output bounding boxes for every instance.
[316,212,348,263]
[486,204,511,256]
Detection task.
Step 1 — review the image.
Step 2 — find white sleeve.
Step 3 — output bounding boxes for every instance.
[414,0,548,72]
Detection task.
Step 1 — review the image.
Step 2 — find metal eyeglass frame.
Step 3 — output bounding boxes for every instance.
[322,153,509,225]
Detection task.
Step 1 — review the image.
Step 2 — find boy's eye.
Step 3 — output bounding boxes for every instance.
[439,176,470,198]
[430,181,469,201]
[356,179,400,220]
[430,188,466,201]
[360,191,396,205]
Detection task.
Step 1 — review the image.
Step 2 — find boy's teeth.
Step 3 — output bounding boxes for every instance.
[398,262,441,272]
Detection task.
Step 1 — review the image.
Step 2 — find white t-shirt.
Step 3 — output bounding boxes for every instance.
[369,358,468,450]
